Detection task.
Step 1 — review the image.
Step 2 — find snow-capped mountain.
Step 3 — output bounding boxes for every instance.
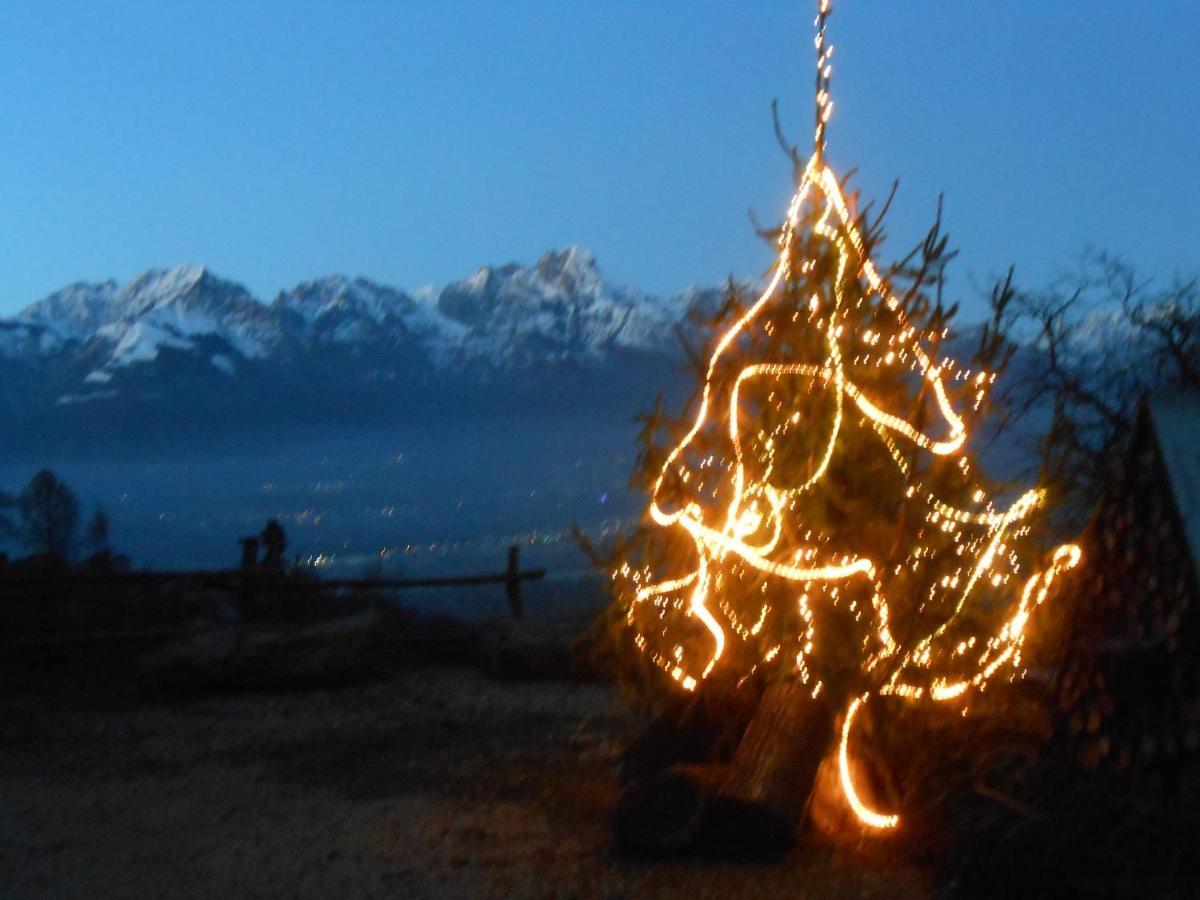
[434,246,689,366]
[9,246,714,380]
[272,274,460,350]
[18,280,121,340]
[0,247,724,458]
[12,265,278,371]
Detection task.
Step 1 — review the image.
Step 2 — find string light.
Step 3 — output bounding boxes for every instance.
[616,0,1081,832]
[840,696,899,830]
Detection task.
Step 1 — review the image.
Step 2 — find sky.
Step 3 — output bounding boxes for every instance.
[1,1,1197,319]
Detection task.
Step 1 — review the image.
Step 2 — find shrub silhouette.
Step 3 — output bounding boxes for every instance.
[18,469,80,561]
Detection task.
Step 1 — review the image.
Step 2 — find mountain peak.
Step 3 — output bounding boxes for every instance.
[128,263,207,289]
[273,274,416,328]
[19,279,122,339]
[534,245,599,295]
[120,264,229,314]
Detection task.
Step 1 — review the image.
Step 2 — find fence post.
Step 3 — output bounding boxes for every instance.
[505,544,523,619]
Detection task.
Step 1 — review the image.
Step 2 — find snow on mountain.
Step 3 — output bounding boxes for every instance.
[18,265,283,382]
[106,265,278,360]
[271,274,468,359]
[1,280,121,359]
[435,245,682,365]
[5,246,1154,475]
[68,267,283,381]
[1,248,729,411]
[274,275,403,327]
[12,248,1139,408]
[119,265,214,315]
[18,279,121,340]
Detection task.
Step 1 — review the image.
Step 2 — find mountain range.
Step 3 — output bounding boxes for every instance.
[7,242,1134,470]
[1,247,725,459]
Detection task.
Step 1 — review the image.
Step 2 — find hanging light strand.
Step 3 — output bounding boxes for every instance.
[617,0,1081,833]
[813,0,834,163]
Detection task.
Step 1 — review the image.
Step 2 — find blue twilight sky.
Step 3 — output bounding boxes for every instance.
[1,1,1197,319]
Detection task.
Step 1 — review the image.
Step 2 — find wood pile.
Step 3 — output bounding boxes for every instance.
[1054,410,1200,798]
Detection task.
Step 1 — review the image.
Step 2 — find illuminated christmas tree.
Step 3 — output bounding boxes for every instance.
[611,1,1080,832]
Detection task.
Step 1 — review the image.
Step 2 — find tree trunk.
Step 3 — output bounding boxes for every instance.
[612,681,835,855]
[715,681,836,853]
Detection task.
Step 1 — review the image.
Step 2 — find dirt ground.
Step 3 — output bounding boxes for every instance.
[1,658,930,899]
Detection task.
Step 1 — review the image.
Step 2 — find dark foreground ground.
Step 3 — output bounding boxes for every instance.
[0,657,929,899]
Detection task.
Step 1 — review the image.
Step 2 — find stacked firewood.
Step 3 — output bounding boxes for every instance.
[1054,430,1200,797]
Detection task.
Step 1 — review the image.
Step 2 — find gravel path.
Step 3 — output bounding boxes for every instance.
[1,662,929,898]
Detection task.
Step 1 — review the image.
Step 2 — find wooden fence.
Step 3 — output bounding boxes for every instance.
[0,545,546,652]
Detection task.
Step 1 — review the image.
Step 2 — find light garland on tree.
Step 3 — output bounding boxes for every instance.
[615,0,1081,831]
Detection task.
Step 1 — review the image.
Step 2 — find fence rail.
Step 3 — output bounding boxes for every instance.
[0,544,546,637]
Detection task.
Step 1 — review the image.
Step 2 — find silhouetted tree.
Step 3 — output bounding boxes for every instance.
[84,506,110,557]
[18,469,79,560]
[0,490,17,543]
[1004,253,1199,524]
[260,518,287,570]
[0,491,16,568]
[238,536,259,570]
